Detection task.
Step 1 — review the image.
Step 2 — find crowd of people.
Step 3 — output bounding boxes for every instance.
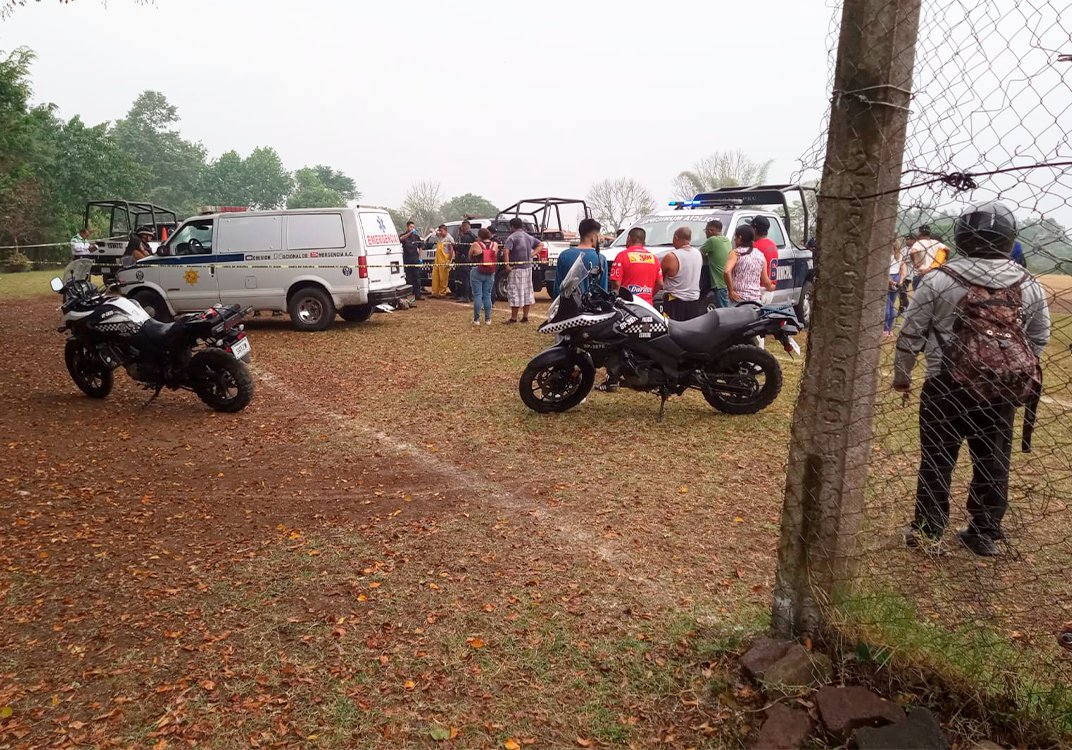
[393,202,1052,561]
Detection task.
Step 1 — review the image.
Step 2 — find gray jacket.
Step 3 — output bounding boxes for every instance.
[893,257,1051,387]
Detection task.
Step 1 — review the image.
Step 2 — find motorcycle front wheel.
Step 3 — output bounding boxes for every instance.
[189,348,255,413]
[701,344,782,415]
[64,340,113,399]
[519,356,594,413]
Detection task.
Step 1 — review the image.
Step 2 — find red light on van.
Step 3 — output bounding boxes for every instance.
[357,256,368,279]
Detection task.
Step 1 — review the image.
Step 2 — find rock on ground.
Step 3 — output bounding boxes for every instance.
[740,637,795,681]
[761,644,834,690]
[753,703,813,749]
[814,684,904,740]
[853,707,950,750]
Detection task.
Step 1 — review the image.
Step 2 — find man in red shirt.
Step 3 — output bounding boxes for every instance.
[609,227,663,304]
[751,216,780,291]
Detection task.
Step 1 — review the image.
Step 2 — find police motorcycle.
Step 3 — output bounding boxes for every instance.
[50,260,255,412]
[518,256,800,417]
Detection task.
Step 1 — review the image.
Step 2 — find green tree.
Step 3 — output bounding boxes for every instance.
[440,193,499,220]
[0,47,47,246]
[672,149,773,199]
[307,164,358,202]
[38,114,142,235]
[112,90,207,215]
[204,149,248,206]
[245,147,293,209]
[286,167,343,209]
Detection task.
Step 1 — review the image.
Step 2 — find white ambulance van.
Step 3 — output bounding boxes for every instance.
[116,207,408,331]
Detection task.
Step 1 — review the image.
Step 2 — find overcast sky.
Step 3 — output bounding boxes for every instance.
[2,0,835,211]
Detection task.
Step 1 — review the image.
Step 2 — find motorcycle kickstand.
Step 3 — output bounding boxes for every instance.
[657,387,669,422]
[140,384,164,411]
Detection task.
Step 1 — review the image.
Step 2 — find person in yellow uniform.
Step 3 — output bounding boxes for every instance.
[430,224,454,297]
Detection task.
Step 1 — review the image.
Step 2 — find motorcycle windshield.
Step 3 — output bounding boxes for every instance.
[559,254,587,299]
[62,259,93,284]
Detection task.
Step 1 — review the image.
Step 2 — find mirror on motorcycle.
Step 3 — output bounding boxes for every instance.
[49,277,64,293]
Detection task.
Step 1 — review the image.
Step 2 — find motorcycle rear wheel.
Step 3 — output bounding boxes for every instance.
[701,344,782,415]
[64,340,113,399]
[519,357,594,413]
[189,348,255,413]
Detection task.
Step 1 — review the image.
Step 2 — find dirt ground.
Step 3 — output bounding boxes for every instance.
[0,292,784,749]
[3,282,1071,748]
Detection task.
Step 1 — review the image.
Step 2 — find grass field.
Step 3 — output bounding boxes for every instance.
[0,270,64,298]
[2,278,1071,746]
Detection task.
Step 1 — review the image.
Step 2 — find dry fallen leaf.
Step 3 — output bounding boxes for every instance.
[575,737,594,747]
[504,740,521,750]
[0,705,12,719]
[467,637,486,649]
[403,680,416,690]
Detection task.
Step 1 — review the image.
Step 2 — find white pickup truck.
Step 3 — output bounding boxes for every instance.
[601,184,816,325]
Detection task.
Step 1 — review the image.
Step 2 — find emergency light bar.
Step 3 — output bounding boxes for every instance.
[199,205,249,215]
[669,198,743,209]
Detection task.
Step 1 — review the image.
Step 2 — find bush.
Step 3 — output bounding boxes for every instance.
[3,250,33,273]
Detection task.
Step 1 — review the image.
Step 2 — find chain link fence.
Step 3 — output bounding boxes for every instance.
[777,0,1072,743]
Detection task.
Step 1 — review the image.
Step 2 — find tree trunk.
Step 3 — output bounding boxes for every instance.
[772,0,923,638]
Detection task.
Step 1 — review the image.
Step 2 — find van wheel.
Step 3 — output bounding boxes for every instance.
[129,289,172,322]
[340,304,374,323]
[288,286,335,331]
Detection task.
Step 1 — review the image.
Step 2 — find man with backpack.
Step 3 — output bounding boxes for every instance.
[894,202,1051,556]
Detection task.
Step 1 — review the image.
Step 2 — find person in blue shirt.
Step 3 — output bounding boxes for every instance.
[1010,239,1026,268]
[554,218,608,296]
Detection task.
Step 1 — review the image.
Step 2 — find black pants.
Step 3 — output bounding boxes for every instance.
[897,282,910,314]
[405,266,422,298]
[914,378,1015,537]
[663,298,701,321]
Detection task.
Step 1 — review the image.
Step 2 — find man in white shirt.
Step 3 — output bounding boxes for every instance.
[70,227,93,256]
[909,224,949,288]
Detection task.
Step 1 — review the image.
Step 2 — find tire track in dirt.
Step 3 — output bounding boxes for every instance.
[254,365,683,608]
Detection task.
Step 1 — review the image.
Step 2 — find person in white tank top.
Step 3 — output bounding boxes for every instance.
[660,227,703,321]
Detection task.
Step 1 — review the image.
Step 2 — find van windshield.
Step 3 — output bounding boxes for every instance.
[610,213,732,248]
[165,220,214,256]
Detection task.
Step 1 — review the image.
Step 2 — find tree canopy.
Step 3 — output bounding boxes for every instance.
[0,47,358,249]
[440,193,499,221]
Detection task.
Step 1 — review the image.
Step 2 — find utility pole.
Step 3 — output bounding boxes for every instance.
[772,0,923,637]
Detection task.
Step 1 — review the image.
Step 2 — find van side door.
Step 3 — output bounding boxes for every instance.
[214,214,284,306]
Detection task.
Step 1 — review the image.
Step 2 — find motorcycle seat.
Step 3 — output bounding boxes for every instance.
[668,306,759,352]
[135,317,182,348]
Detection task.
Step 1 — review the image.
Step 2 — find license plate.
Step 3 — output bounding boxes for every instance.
[230,337,251,360]
[390,261,400,274]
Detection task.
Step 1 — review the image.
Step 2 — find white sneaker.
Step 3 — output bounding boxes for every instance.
[484,319,492,326]
[472,320,480,327]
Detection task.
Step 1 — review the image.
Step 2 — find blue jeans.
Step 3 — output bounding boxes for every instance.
[885,274,900,332]
[713,287,730,308]
[471,269,494,322]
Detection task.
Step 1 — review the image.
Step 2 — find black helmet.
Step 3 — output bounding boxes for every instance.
[750,215,770,234]
[954,201,1017,259]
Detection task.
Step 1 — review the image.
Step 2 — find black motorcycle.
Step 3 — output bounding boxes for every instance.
[519,256,801,417]
[51,260,255,412]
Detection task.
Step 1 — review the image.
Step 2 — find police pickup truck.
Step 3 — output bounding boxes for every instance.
[600,184,815,325]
